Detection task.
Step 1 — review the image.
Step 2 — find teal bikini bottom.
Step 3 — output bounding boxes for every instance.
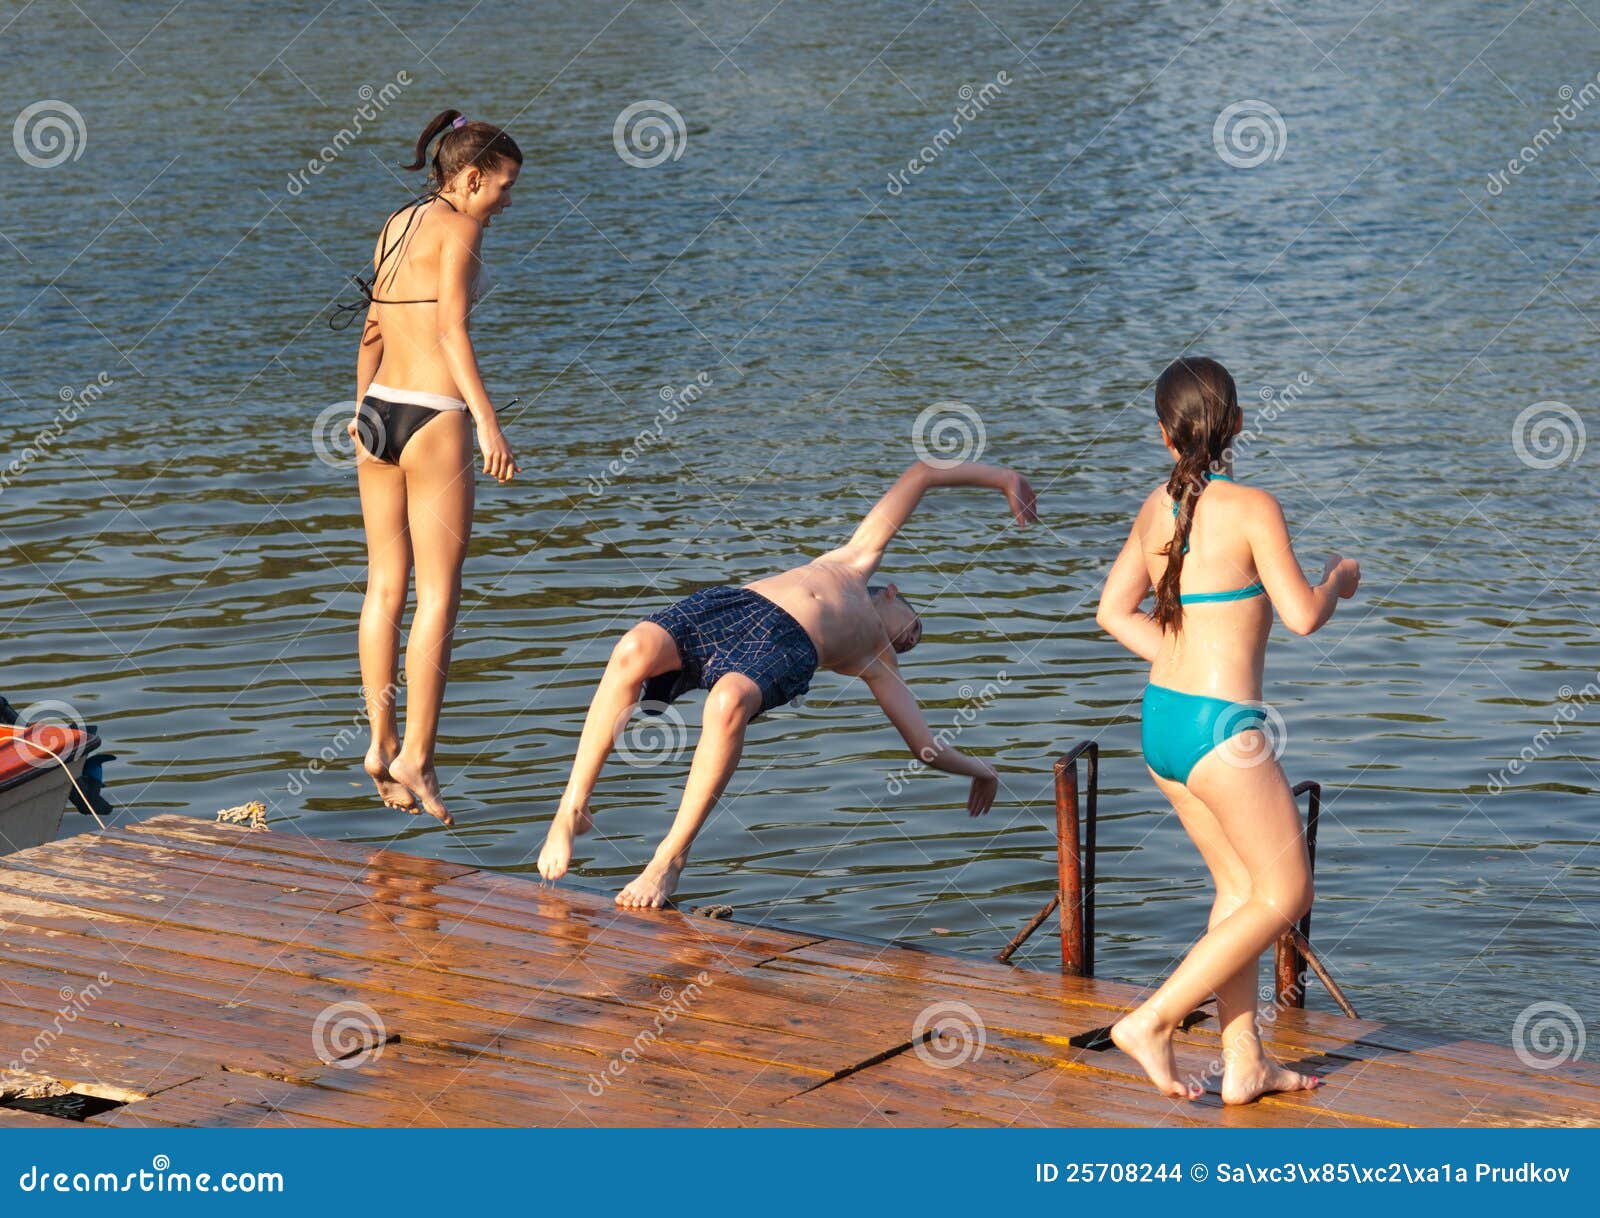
[1141,682,1269,784]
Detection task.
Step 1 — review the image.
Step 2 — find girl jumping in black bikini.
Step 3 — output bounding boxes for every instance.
[340,109,522,824]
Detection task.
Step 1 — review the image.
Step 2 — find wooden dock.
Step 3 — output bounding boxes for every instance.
[0,815,1595,1128]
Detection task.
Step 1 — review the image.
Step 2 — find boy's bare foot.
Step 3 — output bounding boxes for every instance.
[1221,1058,1320,1105]
[1110,1008,1202,1101]
[388,754,452,826]
[616,856,684,909]
[537,803,593,881]
[363,746,416,812]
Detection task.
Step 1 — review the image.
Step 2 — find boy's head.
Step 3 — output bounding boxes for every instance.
[869,583,923,653]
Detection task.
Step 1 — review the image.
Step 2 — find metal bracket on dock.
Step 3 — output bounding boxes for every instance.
[997,748,1358,1019]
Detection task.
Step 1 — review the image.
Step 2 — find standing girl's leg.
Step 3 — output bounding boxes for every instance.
[355,451,415,810]
[1149,771,1319,1103]
[1112,741,1316,1099]
[389,413,474,824]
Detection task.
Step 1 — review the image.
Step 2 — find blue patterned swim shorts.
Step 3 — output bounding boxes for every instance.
[640,586,819,719]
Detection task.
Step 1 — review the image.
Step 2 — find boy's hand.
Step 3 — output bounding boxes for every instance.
[999,469,1038,527]
[967,760,998,816]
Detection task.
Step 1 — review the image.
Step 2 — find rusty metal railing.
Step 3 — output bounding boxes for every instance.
[997,746,1358,1019]
[997,741,1097,974]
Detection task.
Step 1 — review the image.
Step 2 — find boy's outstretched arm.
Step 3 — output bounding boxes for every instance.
[823,460,1037,579]
[861,657,998,816]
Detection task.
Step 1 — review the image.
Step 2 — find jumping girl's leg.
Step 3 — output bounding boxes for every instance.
[616,672,761,910]
[1112,740,1316,1101]
[355,451,415,811]
[389,413,473,825]
[537,622,682,882]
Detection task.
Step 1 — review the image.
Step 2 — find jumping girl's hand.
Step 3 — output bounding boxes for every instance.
[999,469,1039,527]
[476,417,520,484]
[1321,553,1361,599]
[968,760,999,817]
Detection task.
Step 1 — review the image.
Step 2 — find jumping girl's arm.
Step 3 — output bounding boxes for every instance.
[1096,497,1165,662]
[1244,491,1359,635]
[860,656,998,816]
[824,461,1037,578]
[437,218,519,484]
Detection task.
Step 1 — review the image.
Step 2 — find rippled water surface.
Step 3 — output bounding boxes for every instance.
[3,1,1597,1044]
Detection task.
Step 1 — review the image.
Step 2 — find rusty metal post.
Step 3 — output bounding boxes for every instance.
[1055,756,1085,975]
[1274,780,1322,1009]
[996,742,1099,969]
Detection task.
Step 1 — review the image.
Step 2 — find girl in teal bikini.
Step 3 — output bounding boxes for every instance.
[1096,356,1361,1103]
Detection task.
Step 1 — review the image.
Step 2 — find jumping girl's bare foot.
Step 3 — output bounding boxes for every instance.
[615,856,684,909]
[1221,1058,1320,1105]
[536,802,593,881]
[364,746,416,812]
[1110,1008,1203,1101]
[388,754,452,826]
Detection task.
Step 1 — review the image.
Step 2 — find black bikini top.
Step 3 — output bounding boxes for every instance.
[328,193,460,330]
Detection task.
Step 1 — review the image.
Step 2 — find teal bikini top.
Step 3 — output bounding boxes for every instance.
[1171,473,1266,605]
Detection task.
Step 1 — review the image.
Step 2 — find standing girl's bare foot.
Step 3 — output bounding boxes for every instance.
[364,745,416,811]
[537,802,593,881]
[388,754,452,826]
[1110,1008,1203,1101]
[1221,1058,1320,1105]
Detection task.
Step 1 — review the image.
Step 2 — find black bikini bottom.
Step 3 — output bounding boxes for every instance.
[357,395,460,464]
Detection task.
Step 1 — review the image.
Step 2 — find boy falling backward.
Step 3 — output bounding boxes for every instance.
[537,459,1038,908]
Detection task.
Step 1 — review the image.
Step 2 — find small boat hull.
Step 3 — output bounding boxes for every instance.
[0,726,97,856]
